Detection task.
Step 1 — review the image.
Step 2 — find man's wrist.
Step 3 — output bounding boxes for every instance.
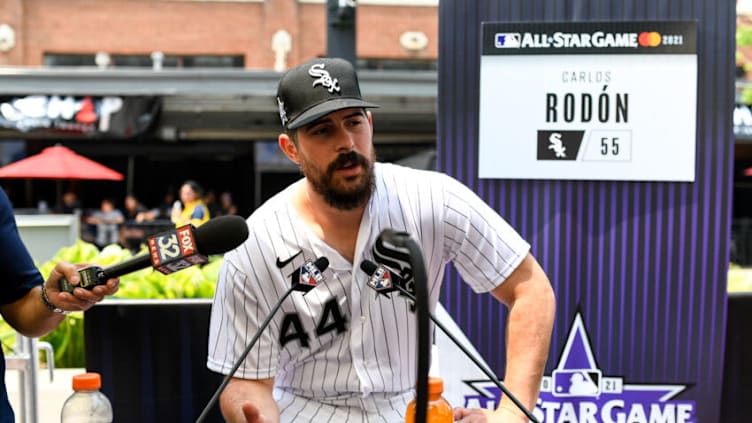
[40,284,70,315]
[497,404,528,422]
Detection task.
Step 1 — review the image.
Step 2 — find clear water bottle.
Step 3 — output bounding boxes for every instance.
[60,372,113,423]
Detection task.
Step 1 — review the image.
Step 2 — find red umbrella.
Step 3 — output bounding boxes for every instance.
[0,145,123,180]
[0,145,124,209]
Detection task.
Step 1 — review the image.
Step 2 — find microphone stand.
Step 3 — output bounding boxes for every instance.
[195,288,295,423]
[378,229,430,423]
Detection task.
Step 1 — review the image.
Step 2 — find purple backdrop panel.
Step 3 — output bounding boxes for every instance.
[438,1,732,422]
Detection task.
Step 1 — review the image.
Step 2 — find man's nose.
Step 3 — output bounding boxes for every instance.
[335,129,356,152]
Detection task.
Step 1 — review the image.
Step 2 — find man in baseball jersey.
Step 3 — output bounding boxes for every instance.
[207,57,556,423]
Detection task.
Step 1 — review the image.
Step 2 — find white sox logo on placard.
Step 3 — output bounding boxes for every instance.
[308,63,341,93]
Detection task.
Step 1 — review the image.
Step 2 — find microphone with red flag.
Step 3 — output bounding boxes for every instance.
[59,215,249,293]
[148,224,207,275]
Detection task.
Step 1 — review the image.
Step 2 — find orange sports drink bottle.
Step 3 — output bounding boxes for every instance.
[405,377,453,423]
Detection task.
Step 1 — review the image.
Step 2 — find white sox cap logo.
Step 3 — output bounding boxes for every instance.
[275,57,379,130]
[308,63,341,94]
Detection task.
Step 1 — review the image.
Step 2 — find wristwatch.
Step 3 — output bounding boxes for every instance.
[41,284,70,315]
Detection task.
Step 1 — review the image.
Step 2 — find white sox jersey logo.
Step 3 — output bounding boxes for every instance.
[371,236,415,301]
[308,63,341,93]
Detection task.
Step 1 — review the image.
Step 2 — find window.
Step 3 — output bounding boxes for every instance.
[357,58,436,71]
[43,53,244,68]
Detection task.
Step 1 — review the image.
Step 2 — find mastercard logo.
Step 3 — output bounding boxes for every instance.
[638,31,662,47]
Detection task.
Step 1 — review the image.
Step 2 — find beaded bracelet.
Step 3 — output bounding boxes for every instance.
[41,284,70,315]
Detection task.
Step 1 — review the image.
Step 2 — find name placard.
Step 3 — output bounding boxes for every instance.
[478,21,697,182]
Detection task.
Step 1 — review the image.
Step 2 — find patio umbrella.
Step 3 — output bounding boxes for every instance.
[0,145,123,181]
[0,145,124,208]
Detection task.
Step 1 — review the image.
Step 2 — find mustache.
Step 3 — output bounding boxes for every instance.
[327,151,369,173]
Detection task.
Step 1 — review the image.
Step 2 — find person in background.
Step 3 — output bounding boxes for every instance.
[123,194,147,222]
[171,180,210,227]
[137,190,175,222]
[55,191,82,215]
[204,189,223,219]
[118,224,146,255]
[86,197,124,248]
[218,190,238,216]
[207,57,555,423]
[0,186,119,423]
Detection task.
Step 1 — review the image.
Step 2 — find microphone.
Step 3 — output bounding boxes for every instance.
[195,256,330,423]
[290,257,329,294]
[360,259,400,298]
[359,259,541,423]
[59,215,249,293]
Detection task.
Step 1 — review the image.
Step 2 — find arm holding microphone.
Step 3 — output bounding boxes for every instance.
[0,186,118,338]
[1,261,119,337]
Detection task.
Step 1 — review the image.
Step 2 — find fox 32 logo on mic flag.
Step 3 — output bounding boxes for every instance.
[537,130,585,161]
[148,224,208,274]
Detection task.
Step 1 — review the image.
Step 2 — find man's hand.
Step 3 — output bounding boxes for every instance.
[47,261,119,312]
[240,401,272,423]
[454,406,529,422]
[220,378,278,423]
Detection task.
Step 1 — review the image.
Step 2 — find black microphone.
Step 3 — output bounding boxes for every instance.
[59,215,249,293]
[195,256,330,423]
[359,259,541,423]
[360,259,400,298]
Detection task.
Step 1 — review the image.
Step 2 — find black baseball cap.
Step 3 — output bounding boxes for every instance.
[276,57,379,130]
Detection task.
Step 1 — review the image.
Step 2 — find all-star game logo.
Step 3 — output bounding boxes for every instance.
[461,312,696,422]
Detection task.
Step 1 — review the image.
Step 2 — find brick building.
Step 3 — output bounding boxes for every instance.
[0,0,439,214]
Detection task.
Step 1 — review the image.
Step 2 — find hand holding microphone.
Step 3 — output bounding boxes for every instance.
[42,261,120,315]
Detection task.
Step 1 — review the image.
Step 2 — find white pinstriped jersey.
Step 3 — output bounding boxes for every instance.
[207,162,530,423]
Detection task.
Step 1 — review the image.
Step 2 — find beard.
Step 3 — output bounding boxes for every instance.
[300,150,375,210]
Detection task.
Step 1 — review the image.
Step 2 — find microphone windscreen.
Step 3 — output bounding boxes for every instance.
[360,260,377,275]
[194,215,249,255]
[314,257,330,271]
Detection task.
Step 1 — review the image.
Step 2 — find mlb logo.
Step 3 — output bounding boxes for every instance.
[552,369,602,397]
[299,260,324,288]
[494,33,521,48]
[369,267,394,291]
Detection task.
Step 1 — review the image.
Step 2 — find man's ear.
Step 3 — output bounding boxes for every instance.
[278,133,300,165]
[366,110,374,134]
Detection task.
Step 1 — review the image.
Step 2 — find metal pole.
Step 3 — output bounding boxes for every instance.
[326,0,357,66]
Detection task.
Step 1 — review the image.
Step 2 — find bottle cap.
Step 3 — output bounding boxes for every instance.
[428,376,444,395]
[72,372,102,390]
